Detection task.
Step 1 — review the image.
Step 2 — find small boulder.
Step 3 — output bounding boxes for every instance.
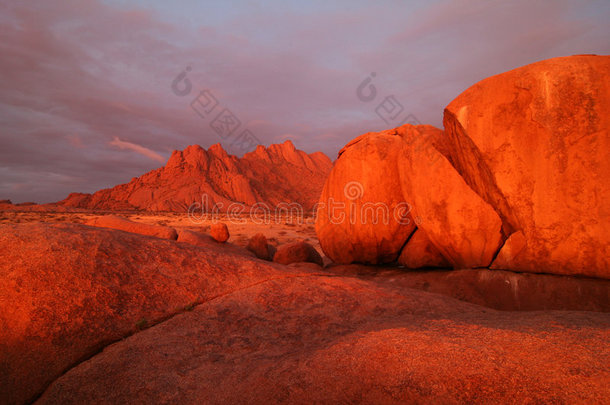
[86,215,178,240]
[273,241,323,267]
[247,233,273,260]
[210,223,229,243]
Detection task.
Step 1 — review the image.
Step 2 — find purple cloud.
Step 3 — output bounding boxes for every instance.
[0,0,608,203]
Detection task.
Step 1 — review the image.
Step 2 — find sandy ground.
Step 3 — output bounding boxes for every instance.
[0,210,321,252]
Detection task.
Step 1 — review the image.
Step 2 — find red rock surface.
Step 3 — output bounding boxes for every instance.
[0,223,315,405]
[444,55,610,278]
[37,274,610,404]
[327,264,610,312]
[246,233,274,260]
[176,230,254,258]
[85,214,178,240]
[2,223,609,404]
[315,129,415,264]
[398,129,503,268]
[397,228,449,269]
[57,141,332,213]
[209,222,230,243]
[273,241,324,266]
[317,56,609,278]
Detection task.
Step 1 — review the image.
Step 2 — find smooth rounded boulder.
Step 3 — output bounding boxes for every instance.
[443,55,610,278]
[210,222,230,243]
[315,128,416,264]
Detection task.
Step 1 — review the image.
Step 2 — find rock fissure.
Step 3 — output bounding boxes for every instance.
[32,271,338,404]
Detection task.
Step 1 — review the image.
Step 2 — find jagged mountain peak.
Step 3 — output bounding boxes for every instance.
[58,142,332,212]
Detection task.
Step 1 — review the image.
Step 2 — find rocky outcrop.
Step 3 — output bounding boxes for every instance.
[85,215,178,240]
[315,130,415,264]
[2,223,609,404]
[273,241,324,266]
[36,269,610,404]
[210,223,230,243]
[316,55,610,278]
[398,129,503,268]
[58,141,332,213]
[247,233,274,260]
[0,223,308,405]
[443,55,610,278]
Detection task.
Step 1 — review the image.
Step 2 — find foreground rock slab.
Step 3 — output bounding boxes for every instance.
[2,223,609,404]
[85,214,178,240]
[0,223,314,405]
[327,264,610,312]
[37,275,610,404]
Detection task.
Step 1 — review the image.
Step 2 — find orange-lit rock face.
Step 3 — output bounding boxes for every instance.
[273,241,323,266]
[444,55,610,277]
[319,56,609,277]
[86,214,178,239]
[37,272,610,405]
[58,140,332,212]
[210,222,230,243]
[0,223,308,405]
[315,130,415,264]
[397,229,449,269]
[398,130,503,268]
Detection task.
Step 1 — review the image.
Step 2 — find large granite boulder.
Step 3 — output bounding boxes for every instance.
[398,129,504,268]
[444,55,610,278]
[315,129,416,264]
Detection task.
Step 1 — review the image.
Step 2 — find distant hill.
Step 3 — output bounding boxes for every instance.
[57,140,332,213]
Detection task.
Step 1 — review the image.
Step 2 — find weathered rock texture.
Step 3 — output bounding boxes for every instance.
[58,141,332,212]
[1,223,609,405]
[317,55,610,278]
[85,215,178,239]
[397,229,449,269]
[315,129,415,264]
[247,233,274,260]
[0,223,314,405]
[37,273,610,405]
[273,241,324,266]
[444,55,610,277]
[327,264,610,312]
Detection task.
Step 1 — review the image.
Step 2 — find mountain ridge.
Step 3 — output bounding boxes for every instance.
[58,140,332,212]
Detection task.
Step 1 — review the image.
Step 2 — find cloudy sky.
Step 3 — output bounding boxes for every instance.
[1,0,609,203]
